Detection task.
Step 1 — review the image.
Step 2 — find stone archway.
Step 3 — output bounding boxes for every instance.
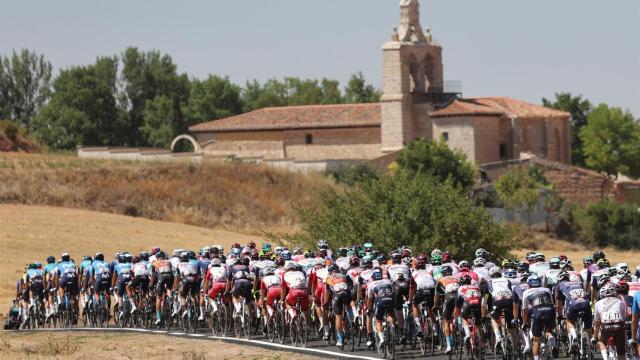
[170,134,202,153]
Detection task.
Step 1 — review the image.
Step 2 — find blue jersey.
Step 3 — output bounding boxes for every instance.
[632,291,640,315]
[512,283,530,306]
[44,263,57,277]
[26,268,44,282]
[114,263,133,280]
[79,260,92,276]
[90,260,111,282]
[198,258,211,276]
[109,259,119,274]
[57,261,78,282]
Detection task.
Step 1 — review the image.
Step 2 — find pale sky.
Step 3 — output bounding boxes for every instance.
[1,0,638,115]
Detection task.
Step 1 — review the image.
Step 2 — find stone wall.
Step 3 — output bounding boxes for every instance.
[283,127,380,146]
[542,162,614,206]
[202,140,285,159]
[433,117,476,162]
[285,144,382,161]
[473,116,502,164]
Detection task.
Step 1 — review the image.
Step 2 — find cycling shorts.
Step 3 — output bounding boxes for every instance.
[489,299,514,328]
[286,289,310,311]
[130,276,149,293]
[530,305,556,338]
[565,301,592,329]
[155,273,174,296]
[116,277,132,296]
[180,276,200,297]
[599,322,624,353]
[61,277,80,296]
[460,303,482,325]
[332,291,351,315]
[231,279,254,303]
[94,278,110,293]
[442,292,457,321]
[266,287,282,307]
[392,280,410,310]
[208,282,227,300]
[314,284,326,306]
[414,288,435,309]
[30,279,45,300]
[374,298,394,321]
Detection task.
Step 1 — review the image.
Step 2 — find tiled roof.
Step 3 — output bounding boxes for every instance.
[430,97,569,119]
[190,103,381,132]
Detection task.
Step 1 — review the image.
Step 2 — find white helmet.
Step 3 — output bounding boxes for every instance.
[473,257,486,267]
[489,266,502,278]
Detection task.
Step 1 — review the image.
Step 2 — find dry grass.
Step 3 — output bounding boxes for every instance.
[0,332,322,359]
[0,153,333,235]
[514,237,640,265]
[0,204,261,309]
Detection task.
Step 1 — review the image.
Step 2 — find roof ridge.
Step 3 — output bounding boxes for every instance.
[259,102,380,112]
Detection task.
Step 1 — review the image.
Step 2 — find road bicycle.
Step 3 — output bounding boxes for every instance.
[461,310,484,360]
[60,282,77,328]
[287,296,309,348]
[376,314,395,359]
[209,292,228,337]
[93,290,109,328]
[233,295,251,339]
[416,301,437,356]
[182,288,198,333]
[493,315,515,360]
[570,312,593,360]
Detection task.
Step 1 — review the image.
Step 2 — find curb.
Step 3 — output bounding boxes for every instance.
[4,327,380,360]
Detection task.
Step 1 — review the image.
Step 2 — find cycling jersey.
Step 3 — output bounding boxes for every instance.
[79,259,92,278]
[473,266,489,283]
[486,278,514,326]
[90,260,111,292]
[522,287,555,337]
[436,276,460,321]
[387,263,411,282]
[58,261,79,295]
[595,297,626,325]
[152,259,174,296]
[261,274,282,307]
[114,262,133,296]
[542,268,562,287]
[367,278,394,321]
[455,269,479,285]
[556,281,592,328]
[412,269,436,291]
[283,270,309,310]
[132,262,149,277]
[206,266,228,300]
[335,257,350,271]
[25,268,45,300]
[456,284,482,323]
[529,262,550,277]
[309,266,329,305]
[227,264,253,303]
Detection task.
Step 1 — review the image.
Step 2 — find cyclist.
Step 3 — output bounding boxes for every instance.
[366,267,395,349]
[88,253,111,316]
[173,251,200,318]
[473,257,489,283]
[387,251,411,343]
[225,256,255,323]
[56,252,79,323]
[475,248,495,269]
[324,263,353,347]
[151,251,173,325]
[455,274,483,349]
[127,255,150,314]
[542,256,562,289]
[43,256,58,319]
[581,256,593,286]
[309,256,330,339]
[410,254,436,338]
[521,274,557,359]
[484,265,515,352]
[593,284,627,359]
[554,270,592,353]
[433,265,459,354]
[22,263,45,324]
[78,255,93,313]
[258,265,281,327]
[346,256,362,325]
[591,258,611,302]
[197,249,211,321]
[112,253,133,317]
[357,256,376,347]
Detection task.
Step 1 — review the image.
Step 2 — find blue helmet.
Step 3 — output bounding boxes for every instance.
[527,274,542,288]
[282,250,292,261]
[503,269,517,279]
[371,267,383,281]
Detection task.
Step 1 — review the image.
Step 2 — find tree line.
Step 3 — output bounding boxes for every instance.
[0,48,380,150]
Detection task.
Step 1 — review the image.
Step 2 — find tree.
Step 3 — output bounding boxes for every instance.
[395,138,477,190]
[141,96,175,147]
[320,79,342,104]
[580,104,640,177]
[242,78,288,111]
[542,93,592,166]
[495,166,551,226]
[0,49,52,128]
[32,57,121,149]
[344,72,380,104]
[299,170,514,260]
[183,75,243,126]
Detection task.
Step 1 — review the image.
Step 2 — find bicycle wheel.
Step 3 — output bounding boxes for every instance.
[277,309,286,344]
[299,312,309,348]
[580,331,593,360]
[243,306,251,340]
[350,315,359,352]
[290,317,298,346]
[219,304,228,337]
[387,325,396,360]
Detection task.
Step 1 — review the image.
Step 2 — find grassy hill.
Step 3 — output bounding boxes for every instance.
[0,153,334,235]
[0,120,40,153]
[0,204,261,307]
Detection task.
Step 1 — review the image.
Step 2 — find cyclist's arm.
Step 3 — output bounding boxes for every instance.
[632,294,640,341]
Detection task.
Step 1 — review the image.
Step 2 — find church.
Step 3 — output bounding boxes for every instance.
[188,0,571,170]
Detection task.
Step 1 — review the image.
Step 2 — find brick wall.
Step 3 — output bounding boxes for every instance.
[202,140,285,159]
[284,127,380,146]
[543,165,614,206]
[473,116,503,164]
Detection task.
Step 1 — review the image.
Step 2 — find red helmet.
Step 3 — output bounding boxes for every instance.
[275,256,285,267]
[150,247,160,256]
[248,241,256,249]
[133,256,141,264]
[442,251,452,263]
[617,279,630,295]
[558,254,568,262]
[401,249,411,258]
[349,256,360,267]
[232,243,241,249]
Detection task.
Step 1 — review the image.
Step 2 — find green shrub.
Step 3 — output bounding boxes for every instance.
[570,200,640,249]
[299,170,514,260]
[325,162,380,186]
[0,120,22,142]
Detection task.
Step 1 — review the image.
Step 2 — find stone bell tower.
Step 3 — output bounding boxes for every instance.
[381,0,444,152]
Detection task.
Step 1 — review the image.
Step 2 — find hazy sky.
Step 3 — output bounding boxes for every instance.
[1,0,639,115]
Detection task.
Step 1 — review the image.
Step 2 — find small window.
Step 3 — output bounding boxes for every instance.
[442,132,449,142]
[499,143,507,159]
[305,134,313,144]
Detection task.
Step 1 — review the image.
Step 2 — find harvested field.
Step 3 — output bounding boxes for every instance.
[0,204,260,309]
[0,331,322,360]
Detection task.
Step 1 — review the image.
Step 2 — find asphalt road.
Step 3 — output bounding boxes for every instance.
[9,325,604,360]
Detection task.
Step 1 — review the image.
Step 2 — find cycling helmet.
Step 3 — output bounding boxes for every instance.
[430,255,442,266]
[441,265,453,277]
[597,275,610,288]
[156,251,166,259]
[549,257,561,269]
[459,274,472,286]
[275,256,285,267]
[262,266,275,276]
[597,258,610,269]
[608,267,618,278]
[416,257,426,269]
[28,263,38,270]
[231,247,241,256]
[82,255,92,261]
[328,264,340,274]
[361,256,373,269]
[139,252,149,261]
[232,242,241,249]
[475,248,489,259]
[459,260,471,271]
[519,271,531,282]
[616,262,629,274]
[616,280,630,295]
[180,252,189,262]
[431,249,442,258]
[349,256,360,268]
[363,242,374,252]
[593,250,605,261]
[371,268,383,280]
[94,253,104,262]
[401,248,412,258]
[556,270,570,282]
[473,257,486,267]
[172,249,183,257]
[377,253,390,264]
[599,285,615,298]
[317,239,329,250]
[503,269,517,279]
[489,266,502,278]
[150,247,160,256]
[132,256,140,264]
[285,262,299,272]
[304,250,315,258]
[525,252,536,263]
[501,259,511,268]
[517,262,529,272]
[558,254,568,262]
[46,256,55,264]
[391,252,402,264]
[336,247,347,257]
[210,259,222,267]
[442,251,452,263]
[262,243,272,253]
[535,253,545,262]
[117,253,126,263]
[582,256,594,266]
[250,251,259,261]
[527,274,542,288]
[61,253,70,262]
[281,250,292,261]
[247,241,256,249]
[124,253,133,263]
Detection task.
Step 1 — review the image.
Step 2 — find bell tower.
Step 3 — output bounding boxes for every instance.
[381,0,444,152]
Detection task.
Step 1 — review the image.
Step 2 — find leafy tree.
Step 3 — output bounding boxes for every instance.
[495,166,553,226]
[325,162,380,186]
[570,200,640,249]
[242,78,289,111]
[32,57,121,149]
[580,104,640,177]
[141,96,175,147]
[320,79,342,104]
[344,72,380,103]
[299,170,514,260]
[285,77,324,106]
[0,49,52,128]
[542,93,592,166]
[395,138,476,190]
[183,75,243,126]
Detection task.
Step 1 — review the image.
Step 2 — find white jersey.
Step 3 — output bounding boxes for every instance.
[170,256,180,269]
[474,267,490,283]
[594,297,626,324]
[629,282,640,298]
[412,269,435,290]
[387,264,411,282]
[542,269,562,287]
[335,257,350,271]
[487,278,512,301]
[262,274,282,289]
[132,262,149,277]
[208,266,227,283]
[521,287,553,310]
[283,270,307,290]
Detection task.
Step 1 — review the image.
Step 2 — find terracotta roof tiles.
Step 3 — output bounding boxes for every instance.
[430,97,569,119]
